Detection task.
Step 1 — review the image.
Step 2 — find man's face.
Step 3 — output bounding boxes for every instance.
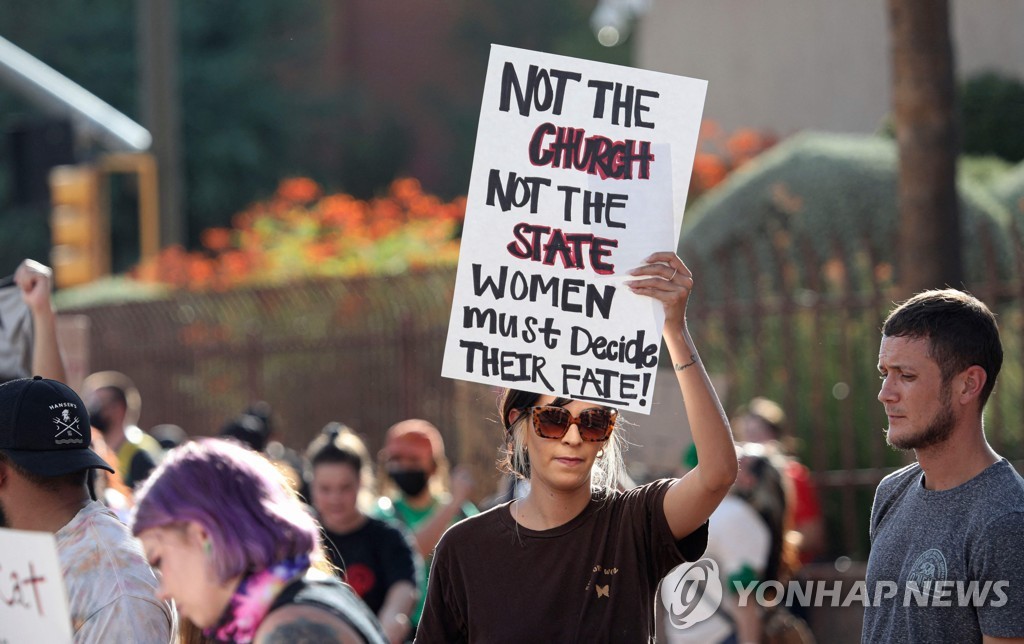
[877,335,956,451]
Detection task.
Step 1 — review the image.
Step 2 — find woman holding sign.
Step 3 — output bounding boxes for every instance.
[416,252,737,643]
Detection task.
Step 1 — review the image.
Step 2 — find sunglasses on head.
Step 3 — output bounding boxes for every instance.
[528,405,617,442]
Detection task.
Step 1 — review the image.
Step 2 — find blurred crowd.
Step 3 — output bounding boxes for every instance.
[0,258,822,644]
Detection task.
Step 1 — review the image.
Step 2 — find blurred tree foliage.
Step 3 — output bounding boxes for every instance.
[0,0,630,276]
[0,0,331,272]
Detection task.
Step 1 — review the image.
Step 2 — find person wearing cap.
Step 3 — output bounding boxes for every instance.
[375,419,477,630]
[0,376,175,643]
[82,370,165,488]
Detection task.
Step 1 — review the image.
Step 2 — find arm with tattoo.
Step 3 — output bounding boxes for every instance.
[257,613,366,644]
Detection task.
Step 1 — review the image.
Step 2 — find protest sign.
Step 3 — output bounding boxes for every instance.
[0,528,73,643]
[441,45,706,413]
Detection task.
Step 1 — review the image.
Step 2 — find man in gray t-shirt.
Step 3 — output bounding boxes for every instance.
[863,289,1024,643]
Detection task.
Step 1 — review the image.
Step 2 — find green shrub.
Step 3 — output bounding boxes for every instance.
[961,71,1024,163]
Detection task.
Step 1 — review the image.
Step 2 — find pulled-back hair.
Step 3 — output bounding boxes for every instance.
[130,438,320,583]
[883,289,1002,407]
[306,422,377,512]
[497,388,626,491]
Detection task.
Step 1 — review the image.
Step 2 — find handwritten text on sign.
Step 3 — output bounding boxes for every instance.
[442,45,706,413]
[0,528,73,643]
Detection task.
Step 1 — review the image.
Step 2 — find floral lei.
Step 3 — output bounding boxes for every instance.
[204,554,310,643]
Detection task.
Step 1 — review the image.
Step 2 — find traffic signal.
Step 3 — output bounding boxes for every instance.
[49,164,109,288]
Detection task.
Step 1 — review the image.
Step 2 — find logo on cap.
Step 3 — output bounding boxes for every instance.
[53,406,84,445]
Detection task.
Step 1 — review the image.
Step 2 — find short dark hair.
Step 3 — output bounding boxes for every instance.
[0,450,88,491]
[883,289,1003,407]
[219,414,269,452]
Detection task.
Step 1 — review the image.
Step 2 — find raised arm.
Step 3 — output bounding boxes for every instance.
[628,252,736,539]
[15,259,66,382]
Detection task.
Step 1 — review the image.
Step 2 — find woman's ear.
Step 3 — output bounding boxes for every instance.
[185,521,210,546]
[508,408,521,428]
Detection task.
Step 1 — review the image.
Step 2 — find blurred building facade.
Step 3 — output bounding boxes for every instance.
[636,0,1024,135]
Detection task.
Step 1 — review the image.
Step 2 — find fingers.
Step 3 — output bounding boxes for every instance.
[15,259,52,291]
[626,253,693,287]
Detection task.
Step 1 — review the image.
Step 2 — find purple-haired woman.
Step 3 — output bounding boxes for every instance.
[131,438,387,644]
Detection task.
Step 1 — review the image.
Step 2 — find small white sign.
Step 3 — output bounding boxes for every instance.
[442,44,707,413]
[0,528,73,643]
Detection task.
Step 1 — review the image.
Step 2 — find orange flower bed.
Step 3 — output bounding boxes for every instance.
[132,178,467,290]
[689,120,778,200]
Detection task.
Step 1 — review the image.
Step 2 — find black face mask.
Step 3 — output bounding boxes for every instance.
[389,468,429,497]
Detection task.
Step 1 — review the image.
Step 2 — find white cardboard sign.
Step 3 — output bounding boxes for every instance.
[0,528,73,643]
[442,45,706,413]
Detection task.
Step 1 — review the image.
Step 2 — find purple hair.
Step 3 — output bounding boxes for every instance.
[130,438,319,583]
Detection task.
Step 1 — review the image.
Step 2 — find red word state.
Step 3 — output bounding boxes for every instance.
[507,223,618,274]
[528,122,654,180]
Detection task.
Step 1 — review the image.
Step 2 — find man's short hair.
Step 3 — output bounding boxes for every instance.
[0,449,88,491]
[883,289,1003,407]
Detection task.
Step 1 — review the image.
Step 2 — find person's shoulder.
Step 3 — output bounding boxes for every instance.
[784,458,812,481]
[59,501,129,543]
[875,462,922,497]
[365,516,411,540]
[77,502,148,559]
[256,604,369,644]
[976,460,1024,518]
[57,503,162,613]
[986,459,1024,494]
[437,502,509,546]
[265,572,387,644]
[615,477,676,503]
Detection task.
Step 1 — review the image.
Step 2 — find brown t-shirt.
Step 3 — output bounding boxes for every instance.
[416,478,707,643]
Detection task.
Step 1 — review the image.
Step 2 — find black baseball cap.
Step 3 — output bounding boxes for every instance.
[0,376,114,476]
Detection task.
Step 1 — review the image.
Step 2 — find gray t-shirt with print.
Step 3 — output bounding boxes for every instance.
[862,458,1024,643]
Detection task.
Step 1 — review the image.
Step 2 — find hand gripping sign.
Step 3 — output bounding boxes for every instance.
[441,45,707,414]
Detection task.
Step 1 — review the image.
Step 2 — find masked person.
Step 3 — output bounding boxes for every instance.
[375,419,476,631]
